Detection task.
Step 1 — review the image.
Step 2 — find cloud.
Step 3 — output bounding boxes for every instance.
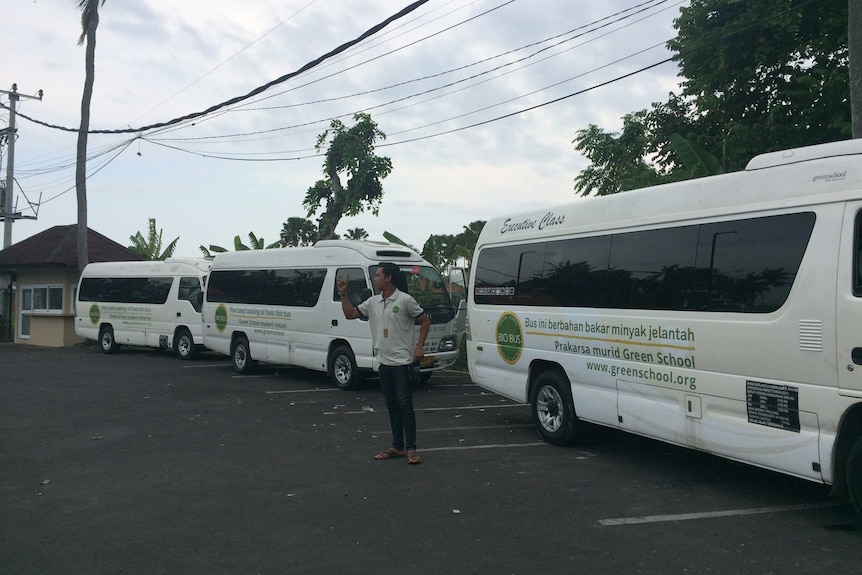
[3,0,685,256]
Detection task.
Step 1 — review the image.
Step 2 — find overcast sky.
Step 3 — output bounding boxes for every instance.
[2,0,687,256]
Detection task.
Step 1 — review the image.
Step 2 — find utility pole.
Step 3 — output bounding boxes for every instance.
[1,84,43,249]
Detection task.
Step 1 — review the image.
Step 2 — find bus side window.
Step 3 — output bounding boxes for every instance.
[855,211,862,297]
[334,267,368,307]
[179,277,203,312]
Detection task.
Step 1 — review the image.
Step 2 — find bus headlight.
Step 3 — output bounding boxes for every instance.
[437,336,457,352]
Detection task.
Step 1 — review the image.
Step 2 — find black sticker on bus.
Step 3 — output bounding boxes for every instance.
[745,380,800,433]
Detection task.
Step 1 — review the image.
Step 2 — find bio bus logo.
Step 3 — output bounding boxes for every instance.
[496,312,523,364]
[215,304,228,333]
[88,304,100,325]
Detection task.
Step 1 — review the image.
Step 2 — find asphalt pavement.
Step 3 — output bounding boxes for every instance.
[1,343,860,575]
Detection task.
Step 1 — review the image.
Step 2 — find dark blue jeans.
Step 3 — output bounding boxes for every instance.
[378,364,416,451]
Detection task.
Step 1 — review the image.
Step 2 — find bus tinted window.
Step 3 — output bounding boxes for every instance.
[206,268,326,307]
[79,277,173,304]
[473,212,815,313]
[855,211,862,297]
[608,225,698,310]
[179,277,204,312]
[545,235,611,308]
[368,265,452,308]
[693,213,815,312]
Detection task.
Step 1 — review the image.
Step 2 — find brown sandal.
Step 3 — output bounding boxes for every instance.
[407,450,422,465]
[373,448,405,460]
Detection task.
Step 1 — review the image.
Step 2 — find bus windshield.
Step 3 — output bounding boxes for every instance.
[369,264,452,309]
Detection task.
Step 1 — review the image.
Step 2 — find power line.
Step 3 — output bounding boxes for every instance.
[126,0,320,126]
[2,0,432,136]
[154,0,678,144]
[138,56,676,163]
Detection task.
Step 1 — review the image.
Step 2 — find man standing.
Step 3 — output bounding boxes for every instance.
[337,262,430,465]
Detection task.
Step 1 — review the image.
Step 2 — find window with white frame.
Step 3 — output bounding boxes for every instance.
[21,285,64,313]
[19,284,64,338]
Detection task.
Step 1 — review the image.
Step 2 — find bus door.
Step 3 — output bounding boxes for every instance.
[448,268,468,347]
[837,203,862,395]
[176,276,204,333]
[331,267,373,363]
[149,277,177,348]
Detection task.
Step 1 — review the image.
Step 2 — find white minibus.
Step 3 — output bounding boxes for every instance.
[75,258,211,359]
[202,240,461,389]
[467,138,862,515]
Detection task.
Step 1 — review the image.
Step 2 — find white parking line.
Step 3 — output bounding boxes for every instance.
[420,442,548,452]
[323,403,526,415]
[266,388,341,394]
[419,424,535,432]
[421,383,480,388]
[598,501,843,526]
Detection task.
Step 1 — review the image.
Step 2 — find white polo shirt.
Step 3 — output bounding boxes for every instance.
[357,288,424,367]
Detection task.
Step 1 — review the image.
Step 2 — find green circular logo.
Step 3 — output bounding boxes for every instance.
[215,304,228,333]
[88,303,100,325]
[496,312,523,364]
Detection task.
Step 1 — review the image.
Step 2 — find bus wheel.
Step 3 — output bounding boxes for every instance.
[847,436,862,517]
[99,326,119,354]
[530,370,580,446]
[329,345,362,390]
[231,336,257,374]
[174,328,197,360]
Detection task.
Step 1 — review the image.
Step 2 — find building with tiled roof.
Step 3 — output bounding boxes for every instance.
[0,225,142,346]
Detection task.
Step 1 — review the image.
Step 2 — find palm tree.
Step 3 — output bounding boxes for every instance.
[129,218,179,261]
[344,227,369,240]
[246,231,283,250]
[199,232,281,256]
[75,0,106,275]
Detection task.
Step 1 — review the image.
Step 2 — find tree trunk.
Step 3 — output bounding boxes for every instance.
[851,0,862,137]
[76,11,99,274]
[316,165,345,241]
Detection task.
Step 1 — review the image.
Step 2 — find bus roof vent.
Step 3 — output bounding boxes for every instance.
[746,139,862,171]
[376,249,413,258]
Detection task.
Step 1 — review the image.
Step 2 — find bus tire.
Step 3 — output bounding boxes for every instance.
[99,326,119,354]
[530,370,580,446]
[847,436,862,517]
[329,345,362,390]
[174,328,197,360]
[231,336,257,374]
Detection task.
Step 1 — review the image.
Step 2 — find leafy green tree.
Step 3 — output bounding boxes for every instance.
[304,113,393,240]
[670,0,849,166]
[454,220,485,270]
[75,0,107,274]
[574,111,679,196]
[852,0,862,136]
[280,217,318,247]
[574,0,850,195]
[421,221,485,271]
[421,234,458,270]
[668,133,724,179]
[129,218,179,261]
